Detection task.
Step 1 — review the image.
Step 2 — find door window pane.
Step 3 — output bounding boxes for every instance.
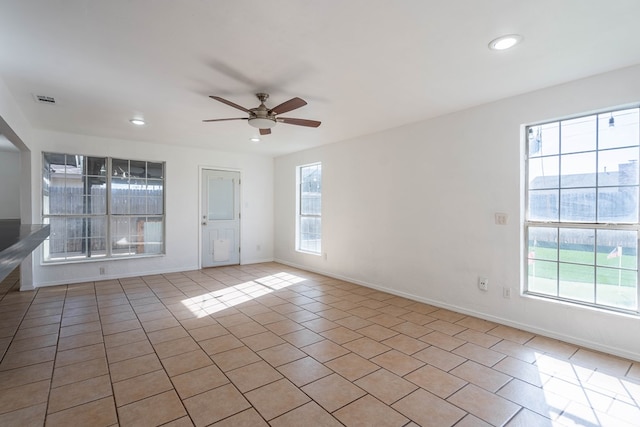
[208,178,234,220]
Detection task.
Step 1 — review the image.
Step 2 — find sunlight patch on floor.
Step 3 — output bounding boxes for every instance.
[181,272,304,318]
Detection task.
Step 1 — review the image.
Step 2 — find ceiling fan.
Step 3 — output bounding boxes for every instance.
[203,93,321,135]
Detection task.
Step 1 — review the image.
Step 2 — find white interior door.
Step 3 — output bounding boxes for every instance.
[201,169,240,267]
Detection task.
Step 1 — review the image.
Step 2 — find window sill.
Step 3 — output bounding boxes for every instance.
[41,252,165,266]
[523,291,639,318]
[296,249,322,256]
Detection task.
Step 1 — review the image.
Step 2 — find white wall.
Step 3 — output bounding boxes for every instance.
[274,64,640,361]
[0,75,35,288]
[0,150,21,219]
[27,129,274,287]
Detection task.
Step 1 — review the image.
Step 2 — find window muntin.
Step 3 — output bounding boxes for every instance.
[43,153,165,262]
[525,107,640,313]
[297,163,322,254]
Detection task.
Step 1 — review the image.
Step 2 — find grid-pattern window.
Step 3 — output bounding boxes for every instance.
[43,153,165,262]
[297,163,322,254]
[525,107,639,313]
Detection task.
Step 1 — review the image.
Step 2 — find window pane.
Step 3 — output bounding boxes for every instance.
[86,216,107,258]
[528,227,557,261]
[147,162,164,179]
[86,157,106,176]
[87,179,107,215]
[529,122,560,157]
[129,160,146,178]
[528,189,559,221]
[301,193,321,215]
[300,216,321,253]
[208,177,234,220]
[111,177,129,214]
[560,152,596,187]
[558,228,594,264]
[560,188,596,222]
[112,216,163,256]
[67,189,84,215]
[46,175,65,215]
[139,218,163,254]
[112,158,129,177]
[598,187,638,223]
[147,181,164,215]
[598,148,639,185]
[528,260,557,296]
[559,263,594,303]
[598,108,640,150]
[528,156,559,189]
[301,164,322,215]
[45,216,107,261]
[129,179,147,215]
[561,115,596,154]
[45,217,66,260]
[111,217,134,256]
[596,268,637,310]
[596,229,637,269]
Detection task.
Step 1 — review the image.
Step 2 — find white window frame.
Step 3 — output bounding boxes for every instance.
[296,162,322,255]
[42,153,166,263]
[524,106,640,315]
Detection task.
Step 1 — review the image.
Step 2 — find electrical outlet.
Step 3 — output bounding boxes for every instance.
[494,212,508,225]
[478,277,488,291]
[99,267,106,275]
[256,244,261,251]
[503,287,511,298]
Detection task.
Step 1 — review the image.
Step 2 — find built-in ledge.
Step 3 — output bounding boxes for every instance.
[0,220,50,283]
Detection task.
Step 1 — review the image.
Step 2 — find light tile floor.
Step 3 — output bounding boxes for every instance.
[0,263,639,426]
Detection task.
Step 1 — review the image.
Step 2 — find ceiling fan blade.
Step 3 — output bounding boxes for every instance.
[202,118,248,122]
[277,117,321,128]
[209,96,251,113]
[270,97,307,115]
[259,128,271,135]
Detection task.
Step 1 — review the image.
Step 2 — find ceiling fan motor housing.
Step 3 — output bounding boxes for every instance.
[249,100,277,128]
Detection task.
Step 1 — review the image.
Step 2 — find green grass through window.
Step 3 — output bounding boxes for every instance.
[528,246,637,287]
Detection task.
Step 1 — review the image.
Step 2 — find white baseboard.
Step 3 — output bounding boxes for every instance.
[274,258,640,362]
[33,264,201,288]
[241,257,275,265]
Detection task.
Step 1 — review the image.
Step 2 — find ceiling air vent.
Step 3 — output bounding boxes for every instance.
[33,94,56,104]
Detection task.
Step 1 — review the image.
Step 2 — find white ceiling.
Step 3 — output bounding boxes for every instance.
[1,1,640,157]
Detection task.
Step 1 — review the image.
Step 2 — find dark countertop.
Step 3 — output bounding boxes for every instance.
[0,220,50,283]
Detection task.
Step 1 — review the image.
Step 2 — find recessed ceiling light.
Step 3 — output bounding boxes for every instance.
[488,34,523,51]
[129,118,145,126]
[250,137,261,143]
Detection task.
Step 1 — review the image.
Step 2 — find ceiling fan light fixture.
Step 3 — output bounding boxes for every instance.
[248,117,276,129]
[488,34,523,51]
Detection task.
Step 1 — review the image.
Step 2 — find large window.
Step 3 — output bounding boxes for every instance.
[43,153,165,262]
[525,107,639,314]
[297,163,322,254]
